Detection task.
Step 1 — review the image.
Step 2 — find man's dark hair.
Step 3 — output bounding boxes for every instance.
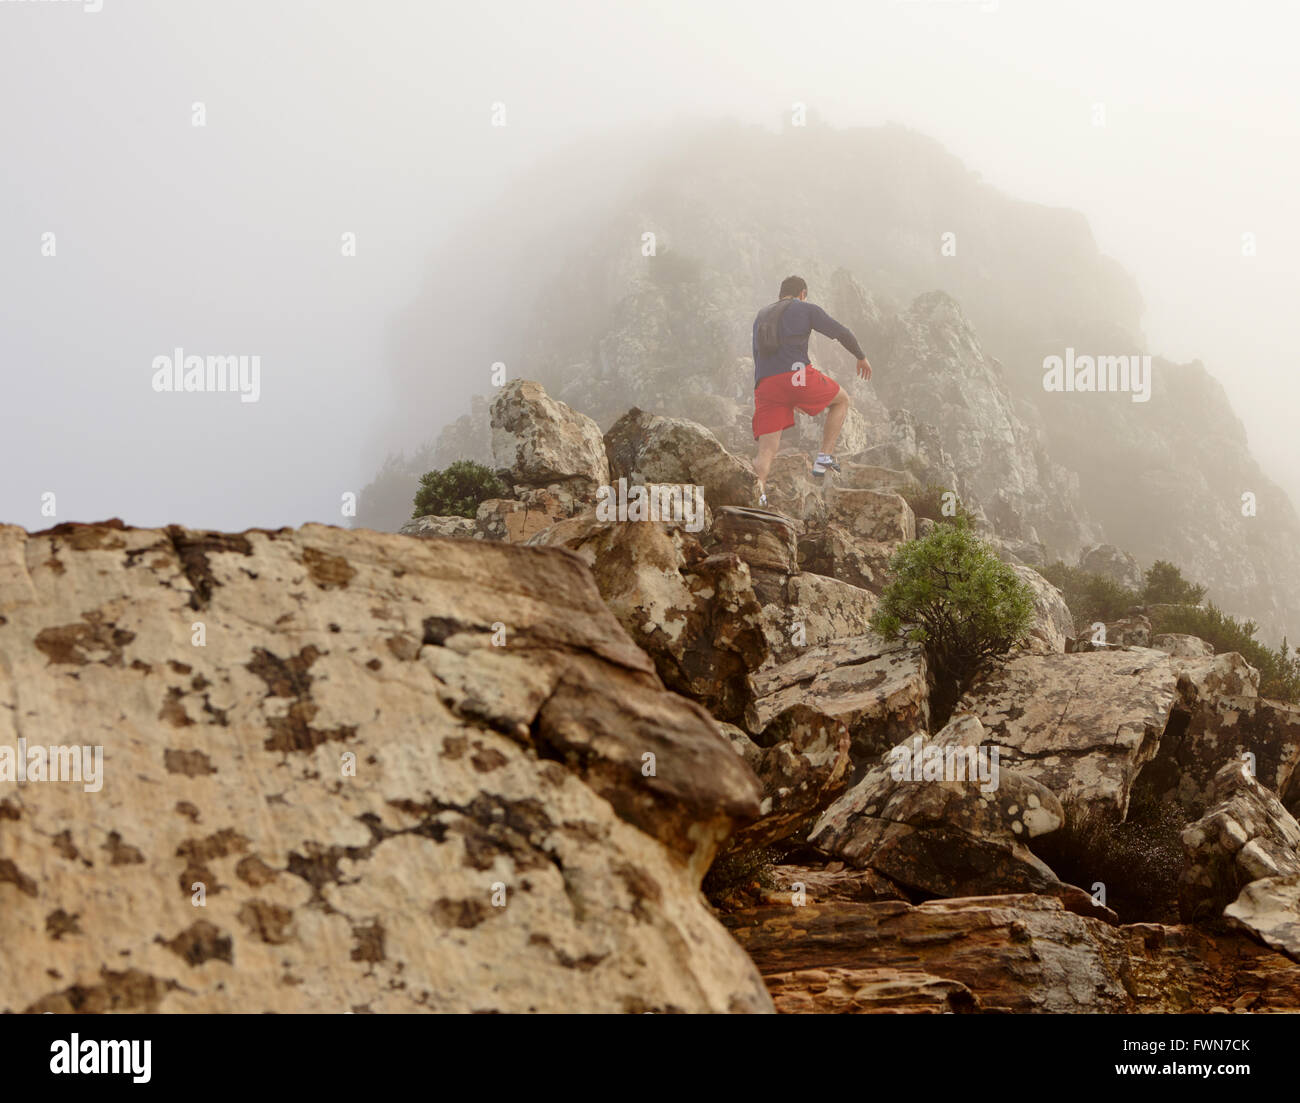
[779,275,807,299]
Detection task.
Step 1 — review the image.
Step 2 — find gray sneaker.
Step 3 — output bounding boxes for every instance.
[812,453,841,477]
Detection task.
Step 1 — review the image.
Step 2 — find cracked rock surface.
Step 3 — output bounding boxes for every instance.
[0,520,771,1013]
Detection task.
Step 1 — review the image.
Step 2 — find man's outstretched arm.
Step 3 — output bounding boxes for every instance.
[808,304,873,380]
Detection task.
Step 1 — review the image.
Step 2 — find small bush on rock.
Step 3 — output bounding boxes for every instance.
[871,517,1035,724]
[412,460,506,520]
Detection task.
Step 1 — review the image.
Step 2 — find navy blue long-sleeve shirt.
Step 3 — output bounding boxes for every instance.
[751,298,866,387]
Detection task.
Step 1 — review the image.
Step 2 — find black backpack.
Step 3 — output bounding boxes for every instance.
[755,298,799,355]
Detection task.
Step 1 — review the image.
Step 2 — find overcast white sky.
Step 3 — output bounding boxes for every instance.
[1,0,1296,531]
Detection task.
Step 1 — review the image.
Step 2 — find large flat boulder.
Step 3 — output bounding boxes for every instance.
[0,521,770,1014]
[959,649,1181,836]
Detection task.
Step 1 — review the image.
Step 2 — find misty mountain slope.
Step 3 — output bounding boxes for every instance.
[368,120,1296,642]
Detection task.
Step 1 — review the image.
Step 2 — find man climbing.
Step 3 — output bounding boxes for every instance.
[751,275,872,506]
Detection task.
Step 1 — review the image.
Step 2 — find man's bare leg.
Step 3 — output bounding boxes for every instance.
[820,387,849,456]
[754,429,782,504]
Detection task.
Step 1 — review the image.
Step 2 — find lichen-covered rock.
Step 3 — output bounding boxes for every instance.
[603,408,758,510]
[707,507,798,573]
[749,568,877,667]
[809,714,1064,897]
[474,497,563,542]
[490,379,610,501]
[529,512,768,723]
[1138,655,1298,817]
[746,635,930,777]
[0,521,770,1014]
[1178,760,1300,922]
[399,514,478,540]
[1152,633,1214,658]
[1010,564,1073,654]
[959,649,1181,838]
[722,706,852,853]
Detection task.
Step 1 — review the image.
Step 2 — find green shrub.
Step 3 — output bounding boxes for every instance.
[1142,560,1207,606]
[871,517,1036,725]
[412,460,506,520]
[1038,560,1140,629]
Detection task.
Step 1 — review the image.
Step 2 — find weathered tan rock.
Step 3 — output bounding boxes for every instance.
[760,452,818,520]
[1153,633,1214,658]
[823,487,915,545]
[749,569,877,667]
[1179,760,1300,922]
[490,379,610,501]
[0,521,770,1014]
[960,649,1181,837]
[746,635,930,777]
[724,891,1300,1013]
[722,706,852,853]
[529,512,768,722]
[603,408,757,510]
[399,515,477,540]
[1139,656,1298,817]
[1224,872,1300,961]
[1104,614,1152,647]
[810,714,1065,897]
[707,507,798,573]
[764,966,979,1014]
[474,497,563,542]
[1010,564,1073,654]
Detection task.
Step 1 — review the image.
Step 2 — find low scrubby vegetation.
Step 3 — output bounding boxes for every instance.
[412,459,505,519]
[1039,556,1300,702]
[871,517,1036,724]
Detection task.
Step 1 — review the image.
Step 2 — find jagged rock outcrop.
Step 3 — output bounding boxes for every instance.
[604,409,758,510]
[720,707,852,854]
[746,635,930,778]
[1080,544,1145,592]
[1179,760,1300,923]
[490,379,610,518]
[0,520,771,1013]
[1139,655,1300,816]
[810,714,1065,897]
[529,513,767,722]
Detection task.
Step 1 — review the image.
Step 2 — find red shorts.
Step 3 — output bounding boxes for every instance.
[752,365,841,438]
